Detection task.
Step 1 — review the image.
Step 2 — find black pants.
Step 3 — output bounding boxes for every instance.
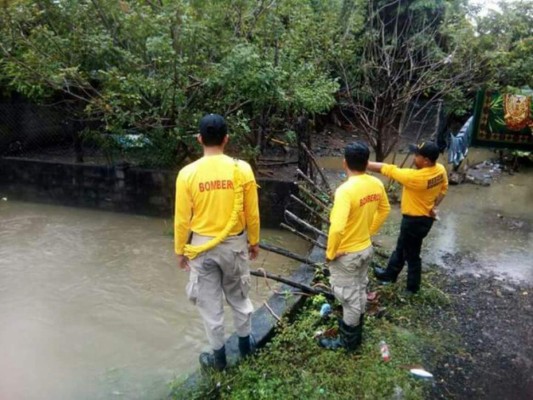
[383,215,433,292]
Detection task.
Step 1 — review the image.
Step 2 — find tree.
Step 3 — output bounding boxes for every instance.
[336,0,483,161]
[0,0,339,166]
[475,0,533,89]
[2,0,529,167]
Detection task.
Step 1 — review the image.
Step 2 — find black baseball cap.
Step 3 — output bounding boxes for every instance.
[409,141,440,162]
[199,113,227,137]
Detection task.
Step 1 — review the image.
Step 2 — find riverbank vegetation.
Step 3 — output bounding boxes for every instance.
[170,276,458,399]
[1,0,531,166]
[170,252,455,399]
[169,249,532,399]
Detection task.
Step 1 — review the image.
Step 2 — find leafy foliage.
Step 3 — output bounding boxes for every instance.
[475,0,533,89]
[0,0,531,166]
[0,0,339,166]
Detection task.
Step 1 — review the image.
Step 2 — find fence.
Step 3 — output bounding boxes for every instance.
[0,102,180,167]
[398,98,446,149]
[1,98,448,167]
[0,102,104,163]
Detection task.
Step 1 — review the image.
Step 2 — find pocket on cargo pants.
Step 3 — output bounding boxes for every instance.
[186,270,199,305]
[235,251,251,298]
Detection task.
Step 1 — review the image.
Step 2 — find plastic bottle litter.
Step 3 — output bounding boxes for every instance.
[319,303,331,318]
[379,340,390,362]
[409,368,434,380]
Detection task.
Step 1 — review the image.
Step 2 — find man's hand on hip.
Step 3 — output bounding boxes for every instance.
[325,252,347,263]
[177,255,190,271]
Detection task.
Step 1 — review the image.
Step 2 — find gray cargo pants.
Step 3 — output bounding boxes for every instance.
[186,232,254,351]
[328,246,374,326]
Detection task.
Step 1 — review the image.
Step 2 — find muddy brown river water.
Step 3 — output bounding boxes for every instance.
[0,201,309,400]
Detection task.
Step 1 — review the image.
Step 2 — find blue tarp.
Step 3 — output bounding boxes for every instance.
[448,116,473,168]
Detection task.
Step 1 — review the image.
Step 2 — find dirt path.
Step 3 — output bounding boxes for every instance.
[427,270,533,399]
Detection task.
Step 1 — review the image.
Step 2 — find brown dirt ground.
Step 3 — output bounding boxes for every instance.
[425,268,533,399]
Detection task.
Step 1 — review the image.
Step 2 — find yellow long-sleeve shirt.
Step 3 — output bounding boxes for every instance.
[381,163,448,217]
[174,154,260,255]
[326,174,390,261]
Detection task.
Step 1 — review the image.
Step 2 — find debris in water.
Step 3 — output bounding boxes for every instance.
[1,197,7,201]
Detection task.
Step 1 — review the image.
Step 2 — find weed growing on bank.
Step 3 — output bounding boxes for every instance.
[171,263,457,400]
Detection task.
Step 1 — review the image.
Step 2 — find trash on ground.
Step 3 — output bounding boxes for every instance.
[319,303,332,318]
[367,291,378,301]
[313,330,324,339]
[379,340,390,362]
[409,368,434,379]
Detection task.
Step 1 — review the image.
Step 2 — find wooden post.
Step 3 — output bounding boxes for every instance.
[296,168,332,202]
[298,185,332,211]
[290,195,330,225]
[300,142,333,196]
[251,269,334,300]
[296,114,311,179]
[284,210,327,238]
[259,242,323,268]
[280,223,326,249]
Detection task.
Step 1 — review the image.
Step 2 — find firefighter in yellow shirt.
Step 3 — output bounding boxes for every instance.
[367,141,448,294]
[174,114,260,371]
[319,142,390,352]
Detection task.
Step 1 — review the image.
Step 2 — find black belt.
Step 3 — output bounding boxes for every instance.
[190,230,244,238]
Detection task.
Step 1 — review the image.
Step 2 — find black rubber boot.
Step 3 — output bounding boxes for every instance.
[238,335,255,358]
[318,320,362,352]
[354,314,365,347]
[374,266,397,284]
[199,345,227,371]
[340,320,362,353]
[406,259,422,293]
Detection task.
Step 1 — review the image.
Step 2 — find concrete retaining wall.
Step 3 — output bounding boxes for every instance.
[0,157,299,228]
